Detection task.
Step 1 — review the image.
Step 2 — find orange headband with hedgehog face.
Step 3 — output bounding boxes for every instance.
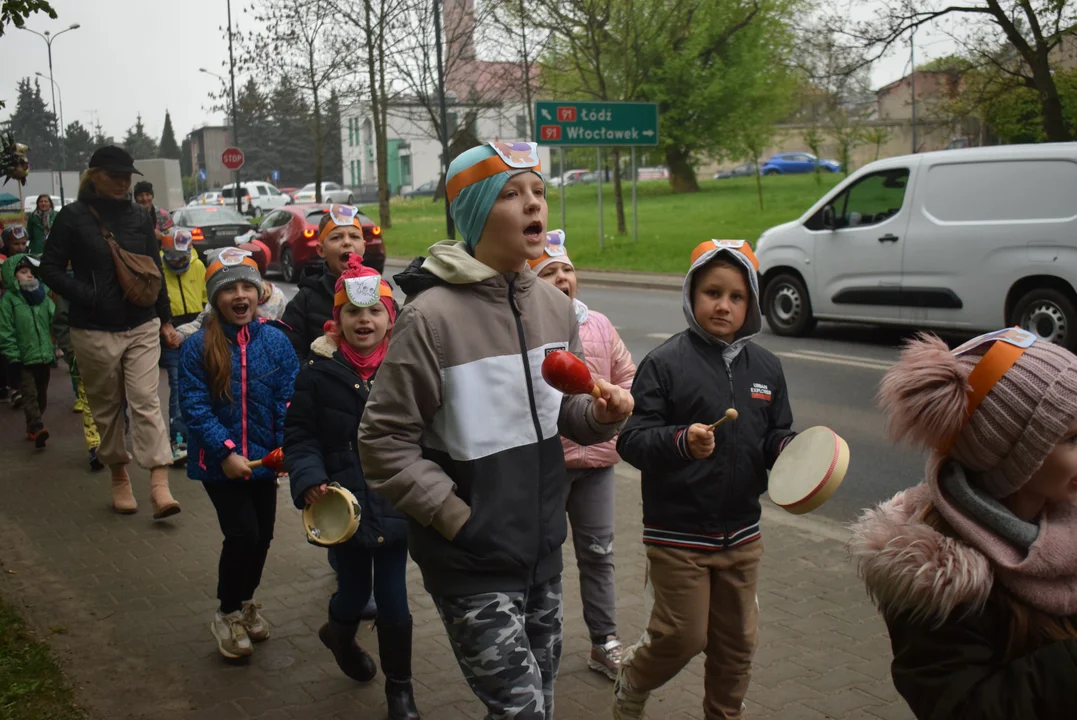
[446,141,542,203]
[319,204,364,245]
[334,274,394,309]
[690,239,759,271]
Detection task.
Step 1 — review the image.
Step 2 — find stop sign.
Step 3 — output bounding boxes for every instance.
[221,147,245,170]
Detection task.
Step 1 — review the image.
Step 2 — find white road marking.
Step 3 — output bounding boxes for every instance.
[777,351,893,371]
[646,333,675,340]
[796,349,894,366]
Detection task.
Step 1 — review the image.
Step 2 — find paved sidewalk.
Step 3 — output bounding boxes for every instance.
[0,366,912,720]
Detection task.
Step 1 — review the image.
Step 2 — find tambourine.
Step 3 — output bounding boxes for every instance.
[768,426,849,514]
[302,483,361,546]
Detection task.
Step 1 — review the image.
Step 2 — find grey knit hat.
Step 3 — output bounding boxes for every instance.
[205,247,262,307]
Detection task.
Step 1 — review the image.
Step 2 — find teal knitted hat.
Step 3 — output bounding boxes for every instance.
[447,144,545,249]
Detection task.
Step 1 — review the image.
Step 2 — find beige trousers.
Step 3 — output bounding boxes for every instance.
[623,540,763,720]
[70,319,172,469]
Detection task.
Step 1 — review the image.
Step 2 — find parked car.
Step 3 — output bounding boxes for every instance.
[188,191,225,207]
[171,206,255,258]
[548,169,590,188]
[253,203,384,283]
[755,143,1077,351]
[714,162,758,179]
[403,180,438,199]
[291,182,354,205]
[220,181,292,217]
[278,187,299,198]
[636,166,670,181]
[760,153,841,175]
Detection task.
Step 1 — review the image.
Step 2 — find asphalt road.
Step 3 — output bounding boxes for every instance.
[277,276,941,524]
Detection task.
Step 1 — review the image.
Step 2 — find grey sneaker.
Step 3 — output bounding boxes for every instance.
[211,610,253,659]
[612,670,649,719]
[589,635,624,681]
[241,600,270,642]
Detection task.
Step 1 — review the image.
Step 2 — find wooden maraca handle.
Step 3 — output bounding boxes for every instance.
[707,408,738,430]
[248,459,264,469]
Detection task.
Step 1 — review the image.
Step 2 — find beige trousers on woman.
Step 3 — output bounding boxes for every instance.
[70,318,173,469]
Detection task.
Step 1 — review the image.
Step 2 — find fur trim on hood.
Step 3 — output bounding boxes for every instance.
[849,486,994,627]
[310,334,337,359]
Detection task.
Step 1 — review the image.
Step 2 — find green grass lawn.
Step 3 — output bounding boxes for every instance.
[374,173,844,273]
[0,594,83,720]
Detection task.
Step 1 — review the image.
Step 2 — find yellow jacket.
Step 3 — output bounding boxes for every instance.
[162,253,208,324]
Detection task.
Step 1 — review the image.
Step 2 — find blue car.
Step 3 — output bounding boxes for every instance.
[760,152,841,175]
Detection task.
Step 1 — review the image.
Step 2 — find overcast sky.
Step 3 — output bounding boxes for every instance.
[0,0,956,147]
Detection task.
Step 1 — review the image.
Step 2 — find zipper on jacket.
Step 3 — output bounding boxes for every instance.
[509,276,545,580]
[722,359,738,549]
[238,325,250,457]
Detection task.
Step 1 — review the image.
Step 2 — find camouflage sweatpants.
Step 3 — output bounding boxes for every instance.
[433,576,563,720]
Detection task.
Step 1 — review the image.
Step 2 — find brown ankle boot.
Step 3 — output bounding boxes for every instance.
[149,467,181,520]
[111,466,137,514]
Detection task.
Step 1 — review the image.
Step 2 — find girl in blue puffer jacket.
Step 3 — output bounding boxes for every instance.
[179,246,298,661]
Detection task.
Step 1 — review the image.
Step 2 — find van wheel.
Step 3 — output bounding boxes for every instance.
[281,247,297,284]
[764,274,816,337]
[1012,288,1077,351]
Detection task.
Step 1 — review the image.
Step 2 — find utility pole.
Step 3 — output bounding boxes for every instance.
[910,23,918,153]
[433,0,454,239]
[227,0,242,212]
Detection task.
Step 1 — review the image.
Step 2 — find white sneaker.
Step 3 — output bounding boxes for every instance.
[241,600,270,642]
[211,610,253,659]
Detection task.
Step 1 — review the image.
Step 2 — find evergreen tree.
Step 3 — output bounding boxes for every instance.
[268,76,314,186]
[63,120,94,170]
[90,121,114,149]
[4,77,61,169]
[158,111,180,159]
[323,89,343,185]
[235,77,274,182]
[122,113,158,159]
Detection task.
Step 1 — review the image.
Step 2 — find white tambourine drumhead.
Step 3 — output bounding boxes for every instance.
[768,426,849,515]
[302,484,361,546]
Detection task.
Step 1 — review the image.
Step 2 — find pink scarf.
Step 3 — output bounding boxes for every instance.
[339,336,389,382]
[923,456,1077,616]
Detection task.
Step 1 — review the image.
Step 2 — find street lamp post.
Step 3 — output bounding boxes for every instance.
[22,23,80,205]
[35,73,65,201]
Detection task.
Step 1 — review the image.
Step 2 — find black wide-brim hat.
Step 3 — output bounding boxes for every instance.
[88,146,143,175]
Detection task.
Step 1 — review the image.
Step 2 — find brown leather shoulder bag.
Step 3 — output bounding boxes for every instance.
[88,205,162,309]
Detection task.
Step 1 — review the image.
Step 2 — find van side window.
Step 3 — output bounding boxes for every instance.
[822,169,909,230]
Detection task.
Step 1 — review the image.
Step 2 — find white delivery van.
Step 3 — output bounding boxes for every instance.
[755,143,1077,350]
[220,181,291,217]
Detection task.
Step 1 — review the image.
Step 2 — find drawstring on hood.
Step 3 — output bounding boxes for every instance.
[682,245,762,366]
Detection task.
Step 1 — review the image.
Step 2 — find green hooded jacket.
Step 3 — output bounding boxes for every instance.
[0,253,56,365]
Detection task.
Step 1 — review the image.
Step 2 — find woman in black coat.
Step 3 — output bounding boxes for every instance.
[39,146,181,519]
[284,257,418,719]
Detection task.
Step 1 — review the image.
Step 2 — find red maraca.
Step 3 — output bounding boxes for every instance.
[248,447,285,472]
[541,350,601,398]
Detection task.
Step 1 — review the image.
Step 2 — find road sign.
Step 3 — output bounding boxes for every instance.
[534,101,658,147]
[271,169,280,183]
[222,147,245,170]
[198,168,207,182]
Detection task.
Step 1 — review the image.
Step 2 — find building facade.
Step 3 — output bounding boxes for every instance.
[341,101,549,195]
[187,125,234,189]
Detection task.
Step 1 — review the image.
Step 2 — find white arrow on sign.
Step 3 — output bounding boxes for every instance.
[541,109,553,120]
[642,130,655,137]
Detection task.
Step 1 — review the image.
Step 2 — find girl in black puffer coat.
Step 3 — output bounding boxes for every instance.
[284,256,419,720]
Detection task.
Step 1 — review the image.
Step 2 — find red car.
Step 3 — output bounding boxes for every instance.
[253,204,384,282]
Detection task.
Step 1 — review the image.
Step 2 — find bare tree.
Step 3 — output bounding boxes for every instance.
[325,0,409,228]
[834,0,1077,142]
[241,0,360,203]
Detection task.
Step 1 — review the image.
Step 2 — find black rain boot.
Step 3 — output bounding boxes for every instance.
[318,612,377,682]
[377,617,421,720]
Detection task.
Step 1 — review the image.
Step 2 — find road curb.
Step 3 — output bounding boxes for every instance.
[385,256,683,292]
[613,465,852,543]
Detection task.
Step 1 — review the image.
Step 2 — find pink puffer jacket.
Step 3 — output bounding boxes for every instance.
[564,306,636,468]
